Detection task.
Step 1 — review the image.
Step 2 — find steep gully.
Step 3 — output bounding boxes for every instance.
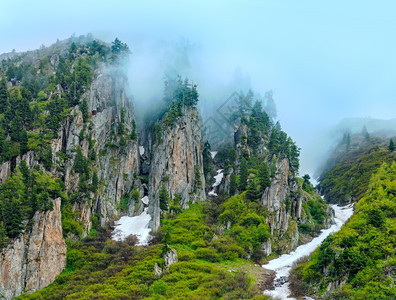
[263,204,354,299]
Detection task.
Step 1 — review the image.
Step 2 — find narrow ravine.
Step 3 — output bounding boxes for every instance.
[262,204,354,299]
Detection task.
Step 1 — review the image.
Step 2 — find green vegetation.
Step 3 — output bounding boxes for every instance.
[159,185,169,211]
[291,162,396,299]
[0,162,64,246]
[202,141,213,179]
[319,145,396,204]
[239,158,248,191]
[389,138,395,152]
[161,77,199,128]
[258,162,270,193]
[295,177,329,235]
[19,201,270,299]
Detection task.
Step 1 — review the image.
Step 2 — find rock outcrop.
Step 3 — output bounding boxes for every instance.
[148,106,206,230]
[0,198,66,300]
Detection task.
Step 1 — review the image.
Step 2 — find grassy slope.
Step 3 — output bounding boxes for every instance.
[319,145,396,204]
[291,161,396,299]
[18,199,272,300]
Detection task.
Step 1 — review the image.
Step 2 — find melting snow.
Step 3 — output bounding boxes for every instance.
[139,146,145,155]
[263,204,354,299]
[210,151,218,159]
[208,190,218,196]
[213,169,224,187]
[208,169,224,197]
[141,196,149,205]
[112,208,152,245]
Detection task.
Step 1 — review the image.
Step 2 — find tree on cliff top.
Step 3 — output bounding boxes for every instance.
[389,139,395,152]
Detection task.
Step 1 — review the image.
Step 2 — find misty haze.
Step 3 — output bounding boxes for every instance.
[0,1,395,299]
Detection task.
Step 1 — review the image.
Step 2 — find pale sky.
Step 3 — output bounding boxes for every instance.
[1,0,396,174]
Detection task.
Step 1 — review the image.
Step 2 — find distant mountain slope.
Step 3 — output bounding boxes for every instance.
[317,133,396,204]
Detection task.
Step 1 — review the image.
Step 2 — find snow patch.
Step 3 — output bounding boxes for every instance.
[141,196,149,205]
[212,169,224,187]
[208,190,218,196]
[210,151,217,159]
[112,208,152,245]
[139,146,145,155]
[208,169,223,197]
[263,204,354,299]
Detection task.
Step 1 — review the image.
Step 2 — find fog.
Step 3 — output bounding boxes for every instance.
[2,0,396,175]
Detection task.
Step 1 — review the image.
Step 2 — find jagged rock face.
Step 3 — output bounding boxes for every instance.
[0,162,10,184]
[260,158,301,253]
[261,158,291,234]
[52,68,139,229]
[148,107,206,230]
[164,248,178,269]
[0,198,66,299]
[234,124,251,157]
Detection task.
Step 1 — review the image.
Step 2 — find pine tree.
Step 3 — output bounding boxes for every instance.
[91,172,98,192]
[19,160,30,185]
[0,77,8,112]
[78,173,88,194]
[30,185,38,214]
[80,98,89,123]
[131,120,138,140]
[389,139,395,152]
[343,132,351,151]
[246,180,259,201]
[4,199,23,238]
[19,130,29,155]
[194,165,201,192]
[268,129,279,154]
[239,158,248,191]
[159,185,169,211]
[361,125,370,140]
[40,145,53,171]
[202,141,212,178]
[258,162,270,192]
[74,146,87,174]
[229,173,237,196]
[0,221,9,250]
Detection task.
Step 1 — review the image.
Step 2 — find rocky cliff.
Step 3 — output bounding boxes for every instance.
[147,106,206,230]
[59,67,139,231]
[0,63,140,297]
[0,198,66,300]
[261,158,299,252]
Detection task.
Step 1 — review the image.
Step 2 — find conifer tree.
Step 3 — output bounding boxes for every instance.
[0,221,9,250]
[246,180,259,201]
[229,172,237,196]
[361,125,370,140]
[159,185,169,211]
[194,165,201,192]
[258,162,270,192]
[91,172,98,192]
[81,98,89,123]
[74,146,87,174]
[389,139,395,152]
[19,160,30,185]
[239,158,248,191]
[19,130,29,155]
[0,77,8,112]
[131,120,137,140]
[4,199,22,238]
